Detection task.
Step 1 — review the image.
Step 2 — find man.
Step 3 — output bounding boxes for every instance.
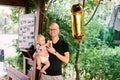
[40,23,70,80]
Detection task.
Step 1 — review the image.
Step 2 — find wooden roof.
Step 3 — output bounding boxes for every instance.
[0,0,27,7]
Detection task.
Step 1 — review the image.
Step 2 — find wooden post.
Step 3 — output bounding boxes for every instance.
[35,0,45,35]
[20,0,46,80]
[34,0,46,79]
[21,49,38,80]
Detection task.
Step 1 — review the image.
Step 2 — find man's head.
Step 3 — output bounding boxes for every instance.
[49,23,60,38]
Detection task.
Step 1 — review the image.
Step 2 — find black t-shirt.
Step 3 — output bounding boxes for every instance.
[46,39,69,76]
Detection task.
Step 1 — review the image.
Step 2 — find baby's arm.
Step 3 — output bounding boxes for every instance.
[39,44,47,50]
[33,52,39,59]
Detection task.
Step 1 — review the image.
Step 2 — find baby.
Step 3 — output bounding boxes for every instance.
[34,34,51,74]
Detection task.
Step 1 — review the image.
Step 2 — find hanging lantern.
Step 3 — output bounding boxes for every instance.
[71,3,85,43]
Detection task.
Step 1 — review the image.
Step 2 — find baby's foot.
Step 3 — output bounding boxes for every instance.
[41,69,46,74]
[37,66,41,70]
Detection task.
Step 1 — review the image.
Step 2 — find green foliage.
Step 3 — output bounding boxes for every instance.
[10,0,36,23]
[85,0,96,9]
[12,39,23,71]
[100,26,115,47]
[0,15,4,27]
[0,15,18,34]
[11,8,20,23]
[78,45,120,80]
[83,19,105,50]
[104,54,120,80]
[5,56,16,66]
[74,15,120,79]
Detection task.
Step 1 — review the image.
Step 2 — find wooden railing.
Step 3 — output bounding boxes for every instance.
[7,67,29,80]
[7,49,40,80]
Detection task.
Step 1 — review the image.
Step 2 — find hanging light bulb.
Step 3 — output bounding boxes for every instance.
[71,3,85,43]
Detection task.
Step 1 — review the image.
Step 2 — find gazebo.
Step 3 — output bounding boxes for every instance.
[0,0,45,80]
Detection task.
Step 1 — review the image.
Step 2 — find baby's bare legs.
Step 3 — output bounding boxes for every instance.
[36,56,41,70]
[41,60,50,74]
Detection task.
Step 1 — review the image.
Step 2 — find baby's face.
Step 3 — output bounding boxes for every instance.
[37,36,45,45]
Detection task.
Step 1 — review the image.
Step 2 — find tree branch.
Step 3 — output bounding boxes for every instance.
[45,0,56,14]
[84,0,102,26]
[75,43,80,80]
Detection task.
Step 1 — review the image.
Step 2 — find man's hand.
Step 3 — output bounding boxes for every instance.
[47,46,56,54]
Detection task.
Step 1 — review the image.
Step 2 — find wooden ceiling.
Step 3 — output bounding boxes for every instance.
[0,0,27,7]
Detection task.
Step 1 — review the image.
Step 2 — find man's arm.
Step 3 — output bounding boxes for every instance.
[55,51,69,64]
[47,47,69,64]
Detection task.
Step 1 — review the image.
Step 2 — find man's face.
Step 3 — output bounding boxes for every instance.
[49,24,59,38]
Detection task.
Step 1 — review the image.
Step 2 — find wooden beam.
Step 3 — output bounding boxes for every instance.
[0,0,26,7]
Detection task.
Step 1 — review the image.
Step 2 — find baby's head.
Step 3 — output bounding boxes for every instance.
[36,34,46,45]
